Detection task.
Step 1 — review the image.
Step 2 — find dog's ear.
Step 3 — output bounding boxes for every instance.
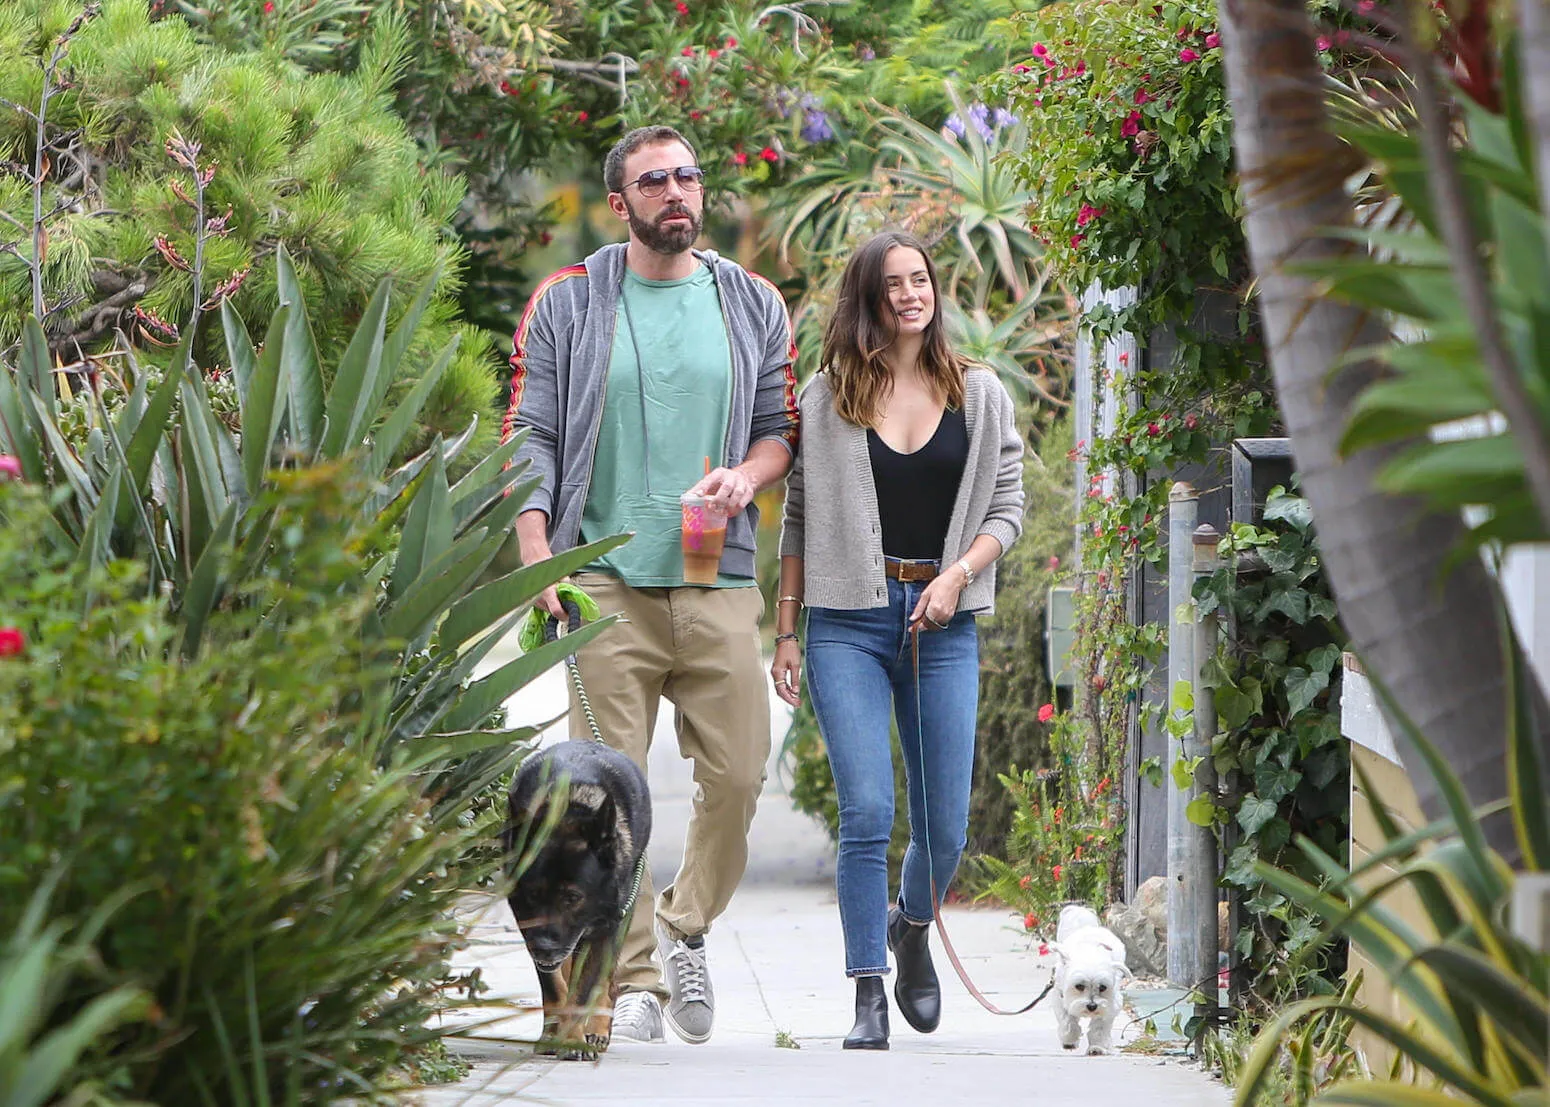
[585,792,619,849]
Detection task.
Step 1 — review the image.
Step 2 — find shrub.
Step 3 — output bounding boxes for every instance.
[0,0,498,460]
[0,475,500,1103]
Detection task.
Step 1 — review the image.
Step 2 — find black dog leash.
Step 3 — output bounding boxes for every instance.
[909,624,1056,1015]
[543,599,647,919]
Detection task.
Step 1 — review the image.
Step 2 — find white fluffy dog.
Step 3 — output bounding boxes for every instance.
[1050,904,1130,1055]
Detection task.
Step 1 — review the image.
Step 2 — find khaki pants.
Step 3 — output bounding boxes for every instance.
[568,572,771,1000]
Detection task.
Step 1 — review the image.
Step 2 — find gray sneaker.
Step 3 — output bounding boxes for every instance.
[657,928,714,1043]
[611,991,665,1043]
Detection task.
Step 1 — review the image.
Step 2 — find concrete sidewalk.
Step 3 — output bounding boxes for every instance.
[416,640,1228,1105]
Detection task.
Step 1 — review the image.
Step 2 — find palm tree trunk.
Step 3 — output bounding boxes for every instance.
[1217,0,1547,865]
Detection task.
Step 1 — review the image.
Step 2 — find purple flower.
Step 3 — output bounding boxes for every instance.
[944,114,967,139]
[801,107,834,143]
[967,102,993,141]
[992,107,1018,130]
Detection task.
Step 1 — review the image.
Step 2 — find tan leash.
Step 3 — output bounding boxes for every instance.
[910,624,1055,1016]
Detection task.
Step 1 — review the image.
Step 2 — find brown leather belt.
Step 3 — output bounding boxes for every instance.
[884,557,940,583]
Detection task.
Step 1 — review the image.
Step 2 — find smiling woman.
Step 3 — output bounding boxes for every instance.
[773,228,1026,1050]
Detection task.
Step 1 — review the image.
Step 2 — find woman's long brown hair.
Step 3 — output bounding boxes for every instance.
[821,229,966,427]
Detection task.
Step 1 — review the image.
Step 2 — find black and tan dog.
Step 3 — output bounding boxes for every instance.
[505,739,651,1060]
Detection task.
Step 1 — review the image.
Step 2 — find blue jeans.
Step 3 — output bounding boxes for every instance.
[804,579,979,977]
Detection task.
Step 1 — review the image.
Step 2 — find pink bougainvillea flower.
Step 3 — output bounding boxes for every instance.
[1038,703,1055,723]
[0,455,21,480]
[1205,32,1220,48]
[1179,47,1200,62]
[1133,87,1154,105]
[1048,555,1061,570]
[1012,64,1030,74]
[1076,203,1104,228]
[0,627,24,657]
[1032,42,1048,57]
[1185,413,1199,430]
[1316,35,1332,50]
[1147,422,1161,436]
[1121,110,1142,137]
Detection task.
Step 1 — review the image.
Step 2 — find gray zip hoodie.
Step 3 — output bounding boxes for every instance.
[500,243,800,579]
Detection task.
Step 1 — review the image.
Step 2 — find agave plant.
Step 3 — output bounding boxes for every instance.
[0,244,626,800]
[1233,620,1548,1106]
[1,879,149,1107]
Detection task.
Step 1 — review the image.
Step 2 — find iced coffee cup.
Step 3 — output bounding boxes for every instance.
[680,492,728,585]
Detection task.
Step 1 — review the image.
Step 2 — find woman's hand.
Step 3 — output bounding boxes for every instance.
[771,637,803,707]
[908,570,966,632]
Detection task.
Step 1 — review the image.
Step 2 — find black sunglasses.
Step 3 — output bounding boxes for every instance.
[621,165,706,198]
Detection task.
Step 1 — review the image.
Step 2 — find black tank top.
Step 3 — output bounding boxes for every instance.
[867,406,969,561]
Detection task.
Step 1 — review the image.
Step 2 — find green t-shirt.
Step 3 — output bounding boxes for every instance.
[579,264,750,587]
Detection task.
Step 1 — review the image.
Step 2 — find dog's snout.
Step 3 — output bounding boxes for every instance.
[1085,1001,1099,1012]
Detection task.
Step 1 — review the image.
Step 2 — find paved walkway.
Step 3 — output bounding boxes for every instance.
[417,641,1228,1106]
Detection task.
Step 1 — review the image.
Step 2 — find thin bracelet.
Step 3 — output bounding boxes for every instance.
[774,632,799,644]
[777,595,803,606]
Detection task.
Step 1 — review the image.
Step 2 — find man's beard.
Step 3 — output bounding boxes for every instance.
[626,198,702,255]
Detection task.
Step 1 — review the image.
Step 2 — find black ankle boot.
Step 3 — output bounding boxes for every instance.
[887,905,941,1033]
[842,975,889,1050]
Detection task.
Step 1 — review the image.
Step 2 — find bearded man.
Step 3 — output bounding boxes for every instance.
[502,125,800,1045]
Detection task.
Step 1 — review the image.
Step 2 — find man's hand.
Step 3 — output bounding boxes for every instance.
[516,509,567,619]
[690,464,758,516]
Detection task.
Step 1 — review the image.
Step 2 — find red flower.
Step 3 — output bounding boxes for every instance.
[681,46,695,56]
[1037,703,1055,723]
[1184,413,1198,430]
[0,455,21,480]
[759,146,778,162]
[1179,47,1200,62]
[1205,32,1220,48]
[1032,42,1048,57]
[1133,88,1154,105]
[1047,555,1061,571]
[1121,110,1141,137]
[1147,422,1161,436]
[1038,942,1051,956]
[1023,912,1039,930]
[725,36,738,48]
[1316,35,1331,50]
[675,0,689,13]
[689,109,704,120]
[708,48,720,58]
[576,110,589,123]
[1019,875,1033,890]
[1076,203,1103,228]
[1052,863,1063,880]
[262,0,274,11]
[0,627,24,657]
[1053,805,1063,824]
[1069,234,1085,248]
[732,151,748,166]
[499,80,516,96]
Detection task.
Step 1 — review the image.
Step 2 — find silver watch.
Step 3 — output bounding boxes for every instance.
[956,559,976,586]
